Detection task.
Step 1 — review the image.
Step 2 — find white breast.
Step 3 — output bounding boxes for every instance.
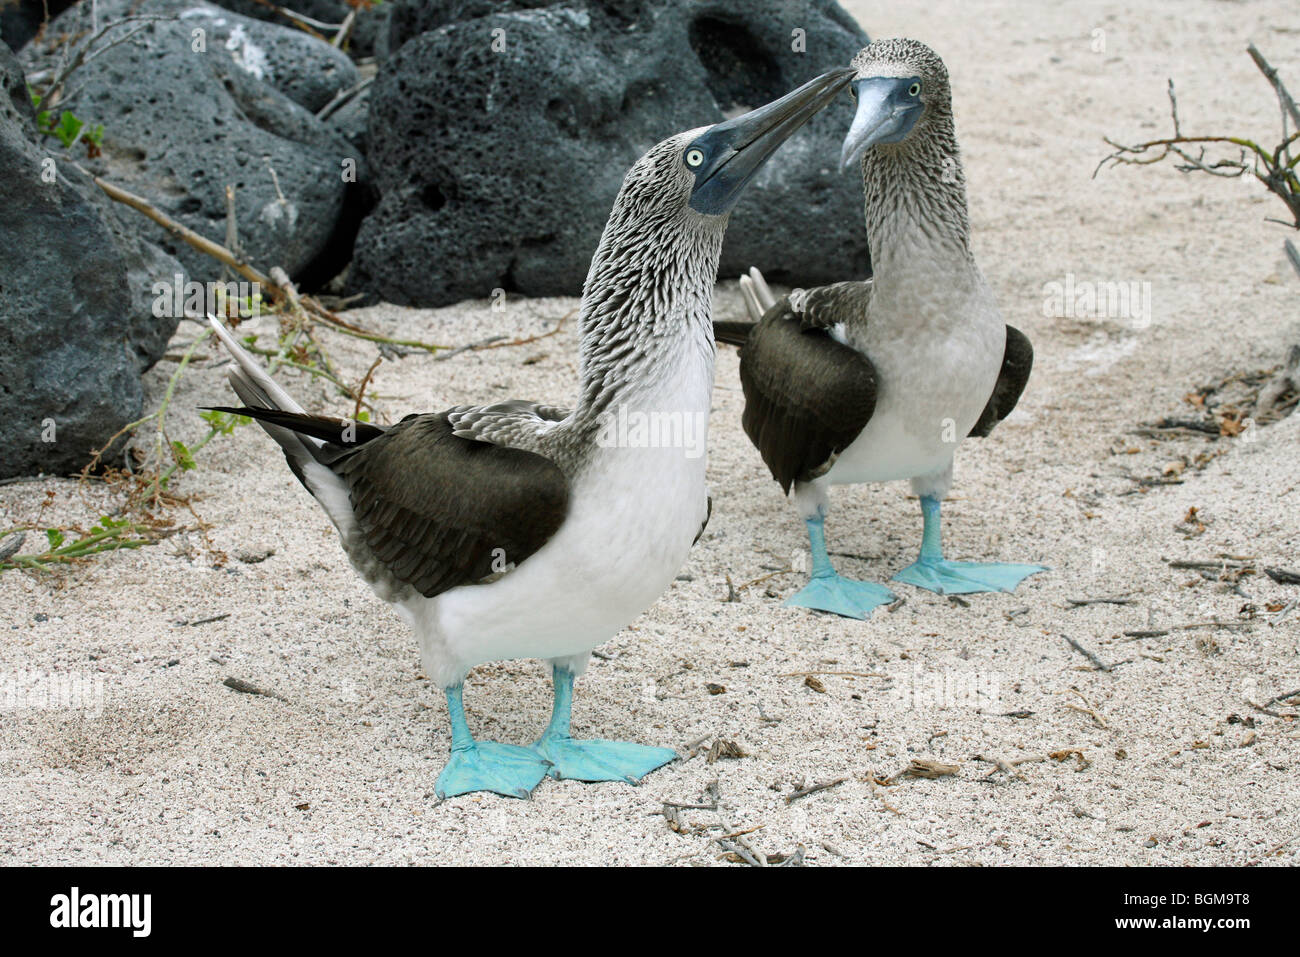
[405,338,714,687]
[825,264,1004,486]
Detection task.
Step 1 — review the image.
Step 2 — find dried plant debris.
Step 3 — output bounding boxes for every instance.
[705,740,747,764]
[785,777,848,803]
[899,758,961,781]
[1049,748,1092,771]
[222,676,291,704]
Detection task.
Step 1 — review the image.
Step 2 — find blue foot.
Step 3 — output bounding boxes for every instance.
[893,557,1047,595]
[785,574,897,619]
[894,496,1048,595]
[534,664,676,784]
[532,732,676,784]
[435,740,552,800]
[435,683,550,799]
[785,516,896,619]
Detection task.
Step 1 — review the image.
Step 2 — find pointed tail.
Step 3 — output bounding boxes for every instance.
[713,267,778,346]
[204,315,378,508]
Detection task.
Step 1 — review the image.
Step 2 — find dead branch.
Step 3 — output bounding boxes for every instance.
[1096,52,1300,229]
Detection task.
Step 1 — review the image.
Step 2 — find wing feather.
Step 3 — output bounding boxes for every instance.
[736,284,878,493]
[969,325,1033,438]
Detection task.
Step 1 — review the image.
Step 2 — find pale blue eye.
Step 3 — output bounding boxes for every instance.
[685,148,705,168]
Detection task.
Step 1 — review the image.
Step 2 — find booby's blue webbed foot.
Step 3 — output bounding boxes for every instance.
[435,684,550,800]
[436,740,552,800]
[532,665,676,785]
[893,496,1047,596]
[785,574,897,619]
[532,733,676,784]
[784,515,897,619]
[892,558,1047,595]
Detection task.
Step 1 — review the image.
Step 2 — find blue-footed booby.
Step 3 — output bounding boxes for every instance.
[715,40,1045,619]
[205,68,854,798]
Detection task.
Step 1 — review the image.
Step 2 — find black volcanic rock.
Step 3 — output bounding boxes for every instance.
[352,0,870,306]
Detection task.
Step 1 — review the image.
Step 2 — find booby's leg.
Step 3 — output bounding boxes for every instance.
[892,496,1047,595]
[530,664,676,784]
[435,684,551,800]
[785,511,898,620]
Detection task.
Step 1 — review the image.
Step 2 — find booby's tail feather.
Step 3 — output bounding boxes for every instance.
[739,274,765,323]
[713,319,754,347]
[207,315,307,418]
[747,267,777,312]
[203,404,386,448]
[715,266,781,346]
[205,315,363,529]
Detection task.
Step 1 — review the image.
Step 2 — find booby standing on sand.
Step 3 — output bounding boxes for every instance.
[205,68,854,798]
[715,40,1044,619]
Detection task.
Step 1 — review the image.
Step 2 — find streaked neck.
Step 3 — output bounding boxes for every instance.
[575,209,722,423]
[860,111,974,287]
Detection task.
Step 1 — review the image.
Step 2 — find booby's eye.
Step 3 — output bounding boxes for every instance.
[908,82,922,97]
[685,148,705,168]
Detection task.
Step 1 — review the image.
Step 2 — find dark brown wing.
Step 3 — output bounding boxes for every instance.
[334,413,569,598]
[969,325,1033,438]
[736,291,877,494]
[693,494,712,545]
[214,406,570,599]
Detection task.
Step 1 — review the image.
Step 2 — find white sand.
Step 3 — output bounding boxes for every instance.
[2,0,1298,865]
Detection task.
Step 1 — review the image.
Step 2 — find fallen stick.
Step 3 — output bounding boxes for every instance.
[1265,567,1300,585]
[89,175,444,353]
[973,753,1045,781]
[1263,688,1300,710]
[1063,634,1114,672]
[1062,689,1108,729]
[184,613,230,627]
[785,777,847,803]
[706,780,766,867]
[1168,559,1255,570]
[1271,597,1300,626]
[222,676,290,703]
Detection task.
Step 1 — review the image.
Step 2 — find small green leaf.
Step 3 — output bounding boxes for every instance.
[27,84,41,108]
[52,111,84,149]
[199,409,250,434]
[356,410,370,423]
[45,528,65,550]
[171,440,197,471]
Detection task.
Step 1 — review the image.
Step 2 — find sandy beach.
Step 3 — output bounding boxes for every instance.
[1,0,1298,865]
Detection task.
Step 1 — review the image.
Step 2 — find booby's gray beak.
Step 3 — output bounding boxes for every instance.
[840,76,924,171]
[688,67,855,216]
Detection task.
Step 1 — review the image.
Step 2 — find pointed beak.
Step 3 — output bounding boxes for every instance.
[688,67,855,216]
[840,77,924,171]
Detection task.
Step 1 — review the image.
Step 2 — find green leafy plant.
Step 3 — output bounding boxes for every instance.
[0,517,157,573]
[31,83,104,155]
